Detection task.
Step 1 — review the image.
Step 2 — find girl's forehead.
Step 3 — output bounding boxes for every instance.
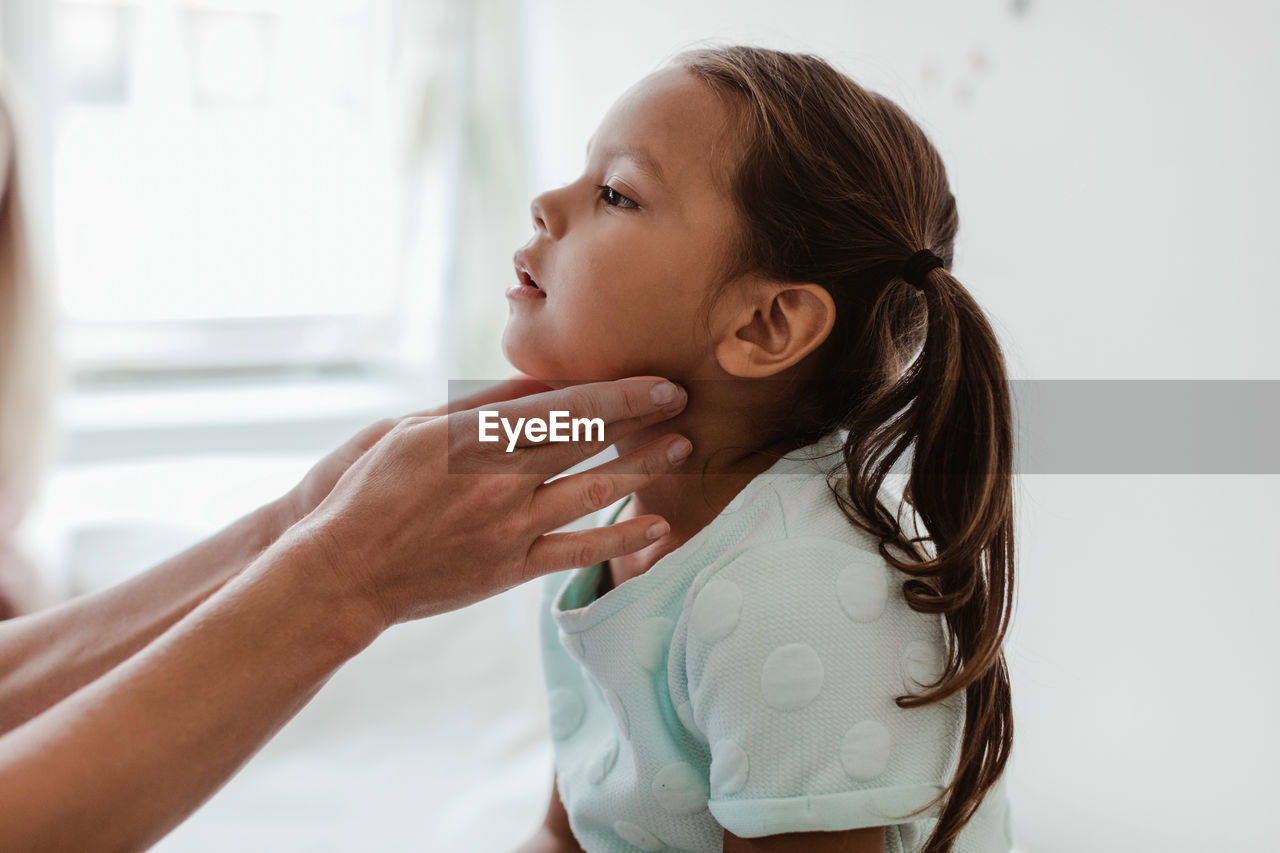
[591,67,737,188]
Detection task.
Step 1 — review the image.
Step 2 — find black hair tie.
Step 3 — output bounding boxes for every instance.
[902,249,944,290]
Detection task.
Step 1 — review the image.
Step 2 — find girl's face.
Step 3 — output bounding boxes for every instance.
[502,67,741,385]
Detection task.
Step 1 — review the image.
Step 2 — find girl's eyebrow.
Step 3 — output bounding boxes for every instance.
[585,140,667,188]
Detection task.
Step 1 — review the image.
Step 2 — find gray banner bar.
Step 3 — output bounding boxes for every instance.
[445,379,1280,475]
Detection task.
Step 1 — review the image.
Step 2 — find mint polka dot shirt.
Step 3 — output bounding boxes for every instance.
[538,430,1013,852]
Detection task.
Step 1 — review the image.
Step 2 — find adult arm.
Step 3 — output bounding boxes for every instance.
[0,501,283,735]
[0,376,690,852]
[0,376,546,736]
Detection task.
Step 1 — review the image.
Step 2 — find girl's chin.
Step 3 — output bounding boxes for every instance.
[501,336,625,387]
[501,340,560,386]
[501,359,610,390]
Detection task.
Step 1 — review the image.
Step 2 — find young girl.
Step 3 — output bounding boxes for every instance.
[506,45,1014,853]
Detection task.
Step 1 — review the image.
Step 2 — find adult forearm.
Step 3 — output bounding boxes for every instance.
[0,377,692,851]
[0,528,377,853]
[0,500,288,734]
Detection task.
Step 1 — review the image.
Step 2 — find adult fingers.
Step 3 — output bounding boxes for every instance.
[452,376,685,468]
[524,514,671,578]
[532,434,692,533]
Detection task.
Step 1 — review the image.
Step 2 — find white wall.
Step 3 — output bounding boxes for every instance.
[519,2,1280,850]
[521,0,1279,380]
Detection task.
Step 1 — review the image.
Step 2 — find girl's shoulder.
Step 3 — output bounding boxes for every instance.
[679,470,941,648]
[757,467,926,562]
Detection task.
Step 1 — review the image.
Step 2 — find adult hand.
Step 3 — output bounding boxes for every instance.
[285,375,691,632]
[272,375,554,535]
[0,374,688,853]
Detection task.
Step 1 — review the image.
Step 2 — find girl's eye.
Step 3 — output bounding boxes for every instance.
[595,184,639,209]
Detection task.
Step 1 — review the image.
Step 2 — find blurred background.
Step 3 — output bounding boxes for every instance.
[0,0,1276,851]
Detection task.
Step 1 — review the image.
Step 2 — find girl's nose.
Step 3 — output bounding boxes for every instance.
[530,187,566,240]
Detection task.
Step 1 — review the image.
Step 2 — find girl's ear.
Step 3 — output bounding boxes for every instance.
[713,282,836,378]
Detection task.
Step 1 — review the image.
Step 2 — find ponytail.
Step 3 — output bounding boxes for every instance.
[840,263,1015,852]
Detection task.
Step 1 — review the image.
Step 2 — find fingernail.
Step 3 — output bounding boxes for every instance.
[666,437,692,463]
[650,381,678,407]
[646,520,669,540]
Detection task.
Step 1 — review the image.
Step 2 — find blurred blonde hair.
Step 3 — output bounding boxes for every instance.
[0,77,55,499]
[0,74,57,615]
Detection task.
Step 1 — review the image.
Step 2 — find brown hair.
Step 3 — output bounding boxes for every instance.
[678,46,1014,851]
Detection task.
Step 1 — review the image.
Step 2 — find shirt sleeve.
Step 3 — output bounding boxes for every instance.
[673,535,963,838]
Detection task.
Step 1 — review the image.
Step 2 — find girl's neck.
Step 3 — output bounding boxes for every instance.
[601,380,798,588]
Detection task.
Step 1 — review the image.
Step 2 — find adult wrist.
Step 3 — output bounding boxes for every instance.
[252,524,389,655]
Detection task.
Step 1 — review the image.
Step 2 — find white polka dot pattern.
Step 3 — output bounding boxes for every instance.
[902,639,945,693]
[760,643,825,710]
[613,820,663,851]
[709,739,749,795]
[836,559,889,623]
[547,687,584,740]
[652,762,709,815]
[586,737,620,784]
[840,720,892,780]
[634,617,674,672]
[603,687,630,739]
[690,579,743,643]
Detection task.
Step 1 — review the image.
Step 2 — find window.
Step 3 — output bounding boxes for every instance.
[35,0,415,377]
[4,0,525,465]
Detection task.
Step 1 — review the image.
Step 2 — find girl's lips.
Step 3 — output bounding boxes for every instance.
[510,254,547,300]
[517,268,540,290]
[506,276,546,301]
